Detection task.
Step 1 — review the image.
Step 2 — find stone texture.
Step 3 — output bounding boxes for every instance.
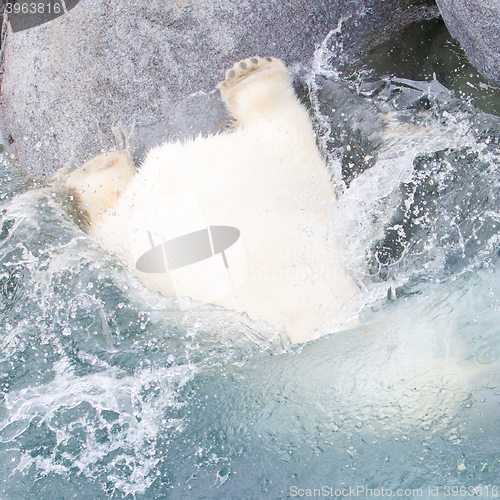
[0,0,434,175]
[436,0,500,85]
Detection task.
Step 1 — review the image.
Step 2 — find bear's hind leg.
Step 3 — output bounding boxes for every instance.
[218,56,301,126]
[62,150,136,231]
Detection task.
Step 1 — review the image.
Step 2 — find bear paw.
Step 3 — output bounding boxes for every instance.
[218,56,292,123]
[219,56,285,92]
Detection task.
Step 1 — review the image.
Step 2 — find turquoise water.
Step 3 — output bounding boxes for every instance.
[1,17,500,499]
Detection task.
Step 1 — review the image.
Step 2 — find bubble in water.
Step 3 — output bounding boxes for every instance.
[477,346,499,364]
[216,467,231,486]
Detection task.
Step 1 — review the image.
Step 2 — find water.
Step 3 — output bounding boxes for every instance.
[2,16,500,499]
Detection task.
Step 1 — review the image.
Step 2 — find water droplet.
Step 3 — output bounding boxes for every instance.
[216,467,230,485]
[477,346,499,364]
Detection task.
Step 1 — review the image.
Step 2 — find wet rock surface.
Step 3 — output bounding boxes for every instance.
[1,0,434,175]
[436,0,500,86]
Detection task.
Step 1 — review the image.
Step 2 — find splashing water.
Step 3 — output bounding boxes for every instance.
[1,16,500,499]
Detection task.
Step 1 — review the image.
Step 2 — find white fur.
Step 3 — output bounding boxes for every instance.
[63,57,357,343]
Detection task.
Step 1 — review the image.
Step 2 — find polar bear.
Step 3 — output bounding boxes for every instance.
[62,56,358,343]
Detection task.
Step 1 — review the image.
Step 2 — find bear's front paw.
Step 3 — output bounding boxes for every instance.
[218,56,285,93]
[217,56,293,123]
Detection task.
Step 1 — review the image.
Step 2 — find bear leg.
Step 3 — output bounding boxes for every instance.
[218,56,300,126]
[64,150,136,230]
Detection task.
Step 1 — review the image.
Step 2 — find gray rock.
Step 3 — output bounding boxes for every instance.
[0,0,434,176]
[436,0,500,85]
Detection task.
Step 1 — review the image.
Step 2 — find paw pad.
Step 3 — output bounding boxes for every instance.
[219,56,285,90]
